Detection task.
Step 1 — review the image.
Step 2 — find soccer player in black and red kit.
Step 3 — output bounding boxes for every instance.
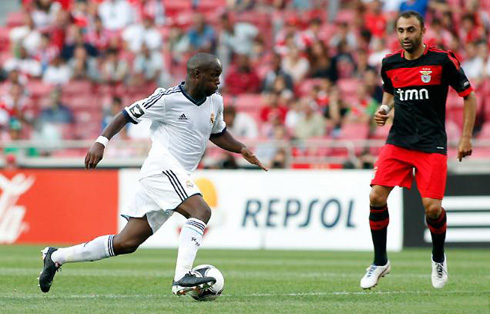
[360,11,477,289]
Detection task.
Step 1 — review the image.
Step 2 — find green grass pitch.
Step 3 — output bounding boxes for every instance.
[0,246,489,313]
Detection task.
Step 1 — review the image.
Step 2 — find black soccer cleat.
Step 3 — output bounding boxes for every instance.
[172,272,216,296]
[39,247,60,293]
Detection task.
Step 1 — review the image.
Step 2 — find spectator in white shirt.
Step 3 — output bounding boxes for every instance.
[4,47,42,78]
[9,13,41,56]
[98,0,133,31]
[223,105,259,139]
[122,14,162,53]
[43,56,71,85]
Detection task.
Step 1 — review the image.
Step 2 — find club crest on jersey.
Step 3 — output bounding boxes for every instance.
[420,70,432,83]
[210,113,215,124]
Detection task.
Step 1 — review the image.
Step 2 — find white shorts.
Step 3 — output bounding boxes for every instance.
[121,169,202,233]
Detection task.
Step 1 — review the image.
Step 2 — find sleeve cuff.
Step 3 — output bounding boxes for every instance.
[210,126,227,138]
[458,86,473,97]
[123,109,138,124]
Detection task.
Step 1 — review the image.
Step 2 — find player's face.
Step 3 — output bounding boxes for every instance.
[200,61,222,96]
[396,16,425,53]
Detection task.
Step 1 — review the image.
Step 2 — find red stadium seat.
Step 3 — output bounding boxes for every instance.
[369,124,390,140]
[63,80,93,95]
[27,80,54,98]
[6,11,24,28]
[233,93,263,110]
[295,78,325,97]
[337,122,370,140]
[337,78,362,96]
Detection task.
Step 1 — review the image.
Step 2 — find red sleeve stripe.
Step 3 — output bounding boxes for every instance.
[458,86,473,97]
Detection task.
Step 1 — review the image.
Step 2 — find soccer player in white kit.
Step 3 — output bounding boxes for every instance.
[39,53,267,295]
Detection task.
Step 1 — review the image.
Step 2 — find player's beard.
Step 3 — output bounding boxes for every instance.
[401,35,422,53]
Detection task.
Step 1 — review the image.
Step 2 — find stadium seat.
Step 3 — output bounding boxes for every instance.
[27,80,54,98]
[6,11,24,28]
[234,93,263,110]
[63,80,93,96]
[337,78,362,96]
[0,27,10,52]
[295,78,324,96]
[337,122,370,140]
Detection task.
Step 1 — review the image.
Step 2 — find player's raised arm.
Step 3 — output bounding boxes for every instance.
[210,130,268,171]
[374,92,394,127]
[458,91,477,162]
[84,112,130,169]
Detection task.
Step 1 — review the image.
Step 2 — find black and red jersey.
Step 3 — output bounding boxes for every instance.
[381,45,473,154]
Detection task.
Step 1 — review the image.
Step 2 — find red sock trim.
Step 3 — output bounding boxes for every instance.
[428,222,447,234]
[370,217,390,230]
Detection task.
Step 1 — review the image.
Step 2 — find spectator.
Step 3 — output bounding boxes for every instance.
[400,0,429,18]
[34,88,74,143]
[329,22,357,50]
[98,0,133,32]
[167,22,190,65]
[68,45,99,81]
[363,68,383,104]
[368,37,390,69]
[132,0,166,26]
[0,69,28,96]
[100,48,129,85]
[218,13,259,60]
[460,13,486,45]
[61,27,98,60]
[85,16,111,51]
[223,105,259,139]
[101,96,128,140]
[187,13,216,53]
[122,14,162,53]
[4,46,42,78]
[344,83,378,124]
[31,0,61,29]
[224,54,261,95]
[364,0,387,38]
[262,53,294,92]
[293,99,326,140]
[282,45,310,83]
[259,92,288,125]
[306,40,337,81]
[34,33,60,74]
[9,12,41,56]
[43,55,71,85]
[323,86,347,135]
[353,49,376,79]
[332,40,355,79]
[132,44,169,86]
[461,41,484,87]
[0,83,34,128]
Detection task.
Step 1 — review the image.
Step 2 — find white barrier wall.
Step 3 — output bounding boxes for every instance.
[119,170,403,251]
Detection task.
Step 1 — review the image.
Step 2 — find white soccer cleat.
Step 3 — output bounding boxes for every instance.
[431,255,448,289]
[360,261,391,289]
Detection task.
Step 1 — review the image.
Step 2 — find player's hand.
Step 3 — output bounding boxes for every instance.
[374,108,389,126]
[85,142,105,169]
[457,137,472,162]
[241,147,268,171]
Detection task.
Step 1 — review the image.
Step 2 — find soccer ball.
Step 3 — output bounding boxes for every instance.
[188,264,224,301]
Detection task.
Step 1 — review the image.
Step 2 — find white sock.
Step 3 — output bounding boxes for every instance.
[174,218,206,281]
[51,235,116,265]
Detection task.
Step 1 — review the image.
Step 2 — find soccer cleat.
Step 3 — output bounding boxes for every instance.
[360,261,391,289]
[39,247,61,293]
[431,254,448,289]
[172,272,216,296]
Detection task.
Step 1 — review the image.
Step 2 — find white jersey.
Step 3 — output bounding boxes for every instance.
[124,83,226,177]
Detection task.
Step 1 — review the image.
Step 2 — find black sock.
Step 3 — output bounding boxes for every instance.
[370,205,389,266]
[426,208,447,263]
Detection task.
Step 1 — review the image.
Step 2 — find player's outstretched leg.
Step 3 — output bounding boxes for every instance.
[38,217,152,293]
[361,185,392,289]
[424,201,448,288]
[172,195,216,295]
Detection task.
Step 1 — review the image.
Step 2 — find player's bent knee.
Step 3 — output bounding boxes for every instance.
[425,203,442,219]
[113,237,141,255]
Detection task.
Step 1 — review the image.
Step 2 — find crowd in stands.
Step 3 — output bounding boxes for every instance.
[1,0,490,168]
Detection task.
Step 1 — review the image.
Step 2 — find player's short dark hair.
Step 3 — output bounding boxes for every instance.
[396,10,425,29]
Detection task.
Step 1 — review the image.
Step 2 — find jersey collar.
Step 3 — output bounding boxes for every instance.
[179,82,206,106]
[401,43,429,59]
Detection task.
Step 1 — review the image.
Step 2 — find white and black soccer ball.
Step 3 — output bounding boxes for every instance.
[188,264,224,301]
